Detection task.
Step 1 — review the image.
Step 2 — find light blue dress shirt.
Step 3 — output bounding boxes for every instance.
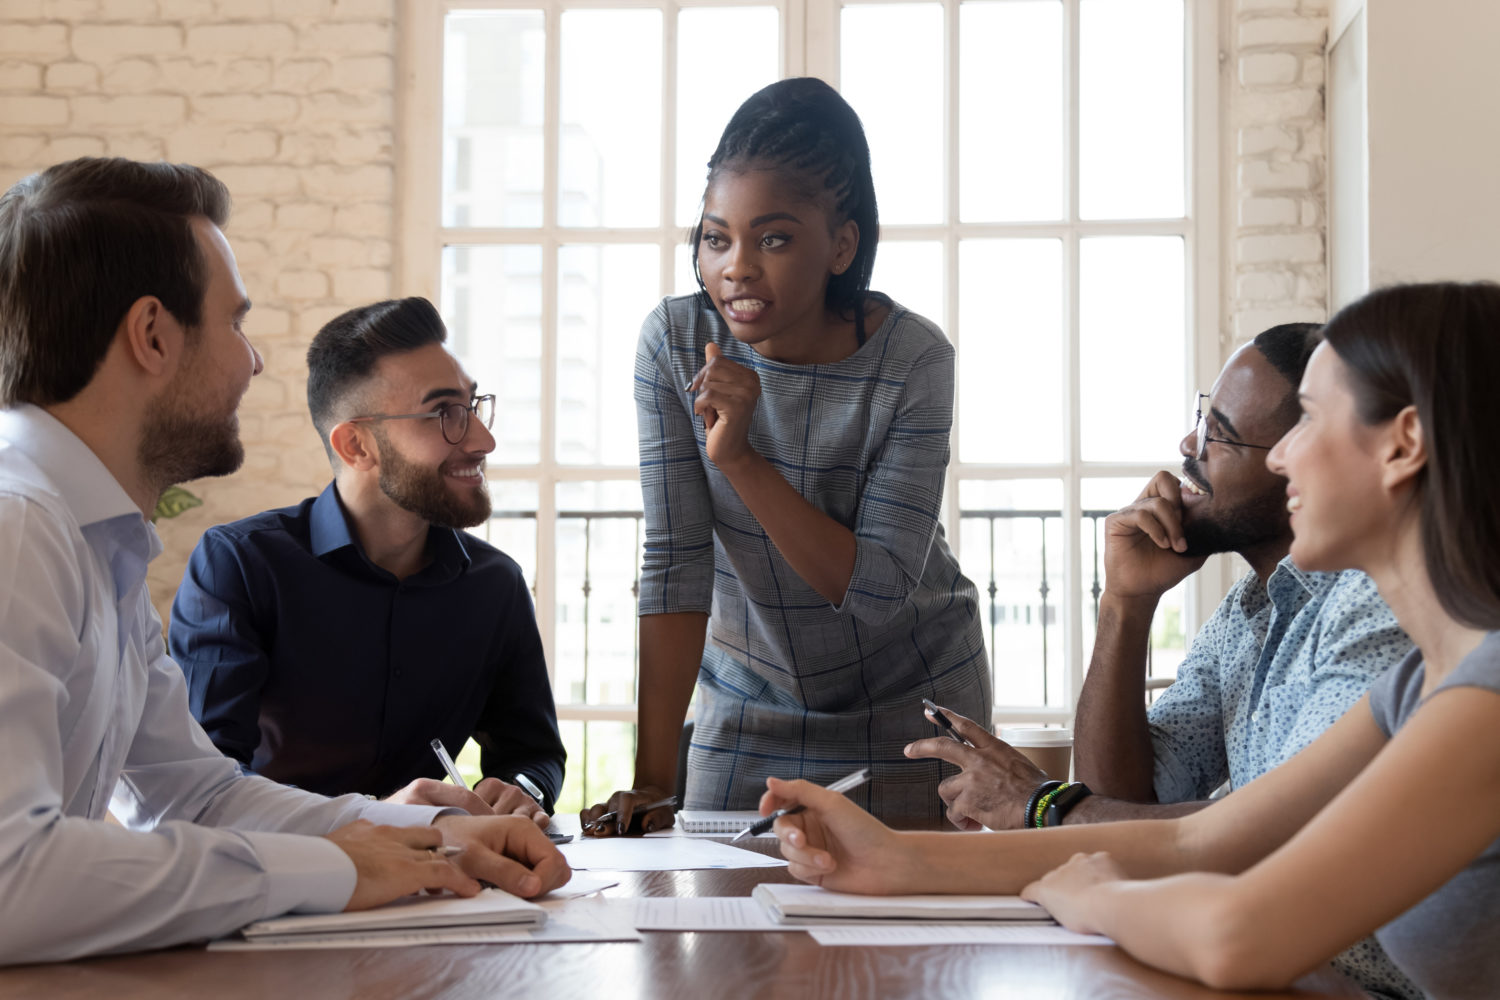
[1146,555,1420,1000]
[1148,556,1412,801]
[0,405,446,965]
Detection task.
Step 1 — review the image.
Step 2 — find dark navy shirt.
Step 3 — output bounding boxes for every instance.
[168,483,565,807]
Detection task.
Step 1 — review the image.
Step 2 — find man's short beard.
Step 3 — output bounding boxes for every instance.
[374,430,491,530]
[1181,490,1290,558]
[138,396,244,493]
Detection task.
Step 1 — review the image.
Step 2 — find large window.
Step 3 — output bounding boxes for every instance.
[398,0,1220,812]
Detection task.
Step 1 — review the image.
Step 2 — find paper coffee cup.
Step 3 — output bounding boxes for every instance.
[998,727,1073,782]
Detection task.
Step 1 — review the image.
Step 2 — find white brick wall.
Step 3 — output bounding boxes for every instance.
[0,0,398,619]
[1227,0,1331,343]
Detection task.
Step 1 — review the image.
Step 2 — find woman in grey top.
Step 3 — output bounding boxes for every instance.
[761,281,1500,999]
[580,79,989,832]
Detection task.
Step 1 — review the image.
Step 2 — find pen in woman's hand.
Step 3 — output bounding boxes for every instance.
[732,768,871,843]
[584,795,678,836]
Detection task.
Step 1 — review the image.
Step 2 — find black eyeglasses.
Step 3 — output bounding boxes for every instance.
[349,394,496,446]
[1192,392,1276,461]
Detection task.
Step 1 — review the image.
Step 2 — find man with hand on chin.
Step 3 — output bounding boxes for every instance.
[908,323,1417,998]
[0,159,567,967]
[171,297,565,824]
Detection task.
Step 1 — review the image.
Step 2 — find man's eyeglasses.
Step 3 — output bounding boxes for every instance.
[348,394,496,446]
[1192,392,1276,462]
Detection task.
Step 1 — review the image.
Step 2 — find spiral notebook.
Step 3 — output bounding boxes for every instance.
[676,810,763,834]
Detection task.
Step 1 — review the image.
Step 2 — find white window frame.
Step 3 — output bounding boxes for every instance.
[394,0,1222,730]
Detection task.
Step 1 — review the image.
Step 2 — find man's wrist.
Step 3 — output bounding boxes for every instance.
[1098,589,1164,617]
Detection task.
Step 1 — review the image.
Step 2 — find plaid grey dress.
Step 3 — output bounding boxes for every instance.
[635,294,991,820]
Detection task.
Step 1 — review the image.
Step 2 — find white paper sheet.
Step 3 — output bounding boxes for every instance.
[559,836,787,871]
[239,886,542,937]
[541,872,620,899]
[807,925,1115,947]
[632,896,799,931]
[209,898,641,951]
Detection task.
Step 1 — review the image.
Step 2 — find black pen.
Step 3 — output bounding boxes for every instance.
[731,767,871,843]
[585,795,678,835]
[922,698,975,748]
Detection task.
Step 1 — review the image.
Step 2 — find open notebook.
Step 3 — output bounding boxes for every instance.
[752,883,1052,924]
[237,888,545,940]
[676,810,763,834]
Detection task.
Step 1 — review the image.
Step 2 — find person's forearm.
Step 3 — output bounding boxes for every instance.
[716,451,857,605]
[1073,591,1161,800]
[634,612,708,792]
[1083,874,1298,990]
[1063,794,1209,825]
[900,817,1197,895]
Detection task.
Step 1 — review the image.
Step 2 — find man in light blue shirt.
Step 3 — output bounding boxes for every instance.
[910,324,1418,998]
[0,158,569,966]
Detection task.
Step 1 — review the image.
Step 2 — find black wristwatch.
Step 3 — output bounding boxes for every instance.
[1042,782,1093,827]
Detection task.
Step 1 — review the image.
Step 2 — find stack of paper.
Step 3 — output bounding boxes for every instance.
[232,888,544,946]
[751,883,1051,924]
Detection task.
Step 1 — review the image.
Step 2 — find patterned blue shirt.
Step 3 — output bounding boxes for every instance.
[1147,557,1420,1000]
[1149,556,1413,802]
[635,295,990,820]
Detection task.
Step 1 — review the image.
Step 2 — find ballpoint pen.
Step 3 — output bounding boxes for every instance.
[731,768,871,843]
[922,698,976,748]
[584,796,679,835]
[430,737,469,788]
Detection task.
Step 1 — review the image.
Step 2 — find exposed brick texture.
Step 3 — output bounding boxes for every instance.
[0,0,397,619]
[1227,0,1331,343]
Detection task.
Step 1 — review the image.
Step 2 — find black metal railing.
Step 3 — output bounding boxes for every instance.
[489,505,1176,805]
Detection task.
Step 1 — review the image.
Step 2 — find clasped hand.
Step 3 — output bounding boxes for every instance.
[327,814,569,912]
[384,776,550,825]
[689,342,760,468]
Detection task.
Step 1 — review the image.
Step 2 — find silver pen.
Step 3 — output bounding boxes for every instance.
[430,738,468,789]
[731,767,871,843]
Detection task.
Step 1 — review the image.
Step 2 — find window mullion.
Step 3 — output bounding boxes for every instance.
[1063,0,1084,711]
[536,1,563,684]
[803,0,839,82]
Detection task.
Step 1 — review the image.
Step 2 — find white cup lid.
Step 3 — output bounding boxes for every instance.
[998,727,1073,746]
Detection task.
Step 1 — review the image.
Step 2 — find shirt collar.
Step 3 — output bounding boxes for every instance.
[308,481,358,557]
[0,404,143,528]
[1265,554,1342,614]
[309,480,473,583]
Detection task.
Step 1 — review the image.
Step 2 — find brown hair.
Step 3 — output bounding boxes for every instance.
[1321,281,1500,629]
[0,157,231,406]
[305,297,448,461]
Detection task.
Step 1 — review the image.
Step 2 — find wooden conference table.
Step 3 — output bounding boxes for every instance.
[0,825,1362,1000]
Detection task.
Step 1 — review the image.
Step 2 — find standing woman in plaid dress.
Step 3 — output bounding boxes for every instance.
[581,78,991,832]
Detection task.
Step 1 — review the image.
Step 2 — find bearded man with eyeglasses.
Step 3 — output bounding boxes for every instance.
[906,323,1423,1000]
[171,297,565,827]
